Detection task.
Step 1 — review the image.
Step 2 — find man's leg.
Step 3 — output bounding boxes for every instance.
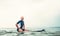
[18,29,23,32]
[24,29,29,31]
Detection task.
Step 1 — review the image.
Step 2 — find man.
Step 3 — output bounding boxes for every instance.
[16,16,28,32]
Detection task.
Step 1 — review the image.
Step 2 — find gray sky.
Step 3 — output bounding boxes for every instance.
[0,0,60,28]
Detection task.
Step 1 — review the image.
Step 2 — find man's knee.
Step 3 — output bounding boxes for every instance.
[18,29,23,32]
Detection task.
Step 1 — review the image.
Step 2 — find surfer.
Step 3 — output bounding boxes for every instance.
[16,16,28,32]
[16,16,45,33]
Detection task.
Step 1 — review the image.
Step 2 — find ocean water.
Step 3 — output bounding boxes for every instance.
[0,27,60,36]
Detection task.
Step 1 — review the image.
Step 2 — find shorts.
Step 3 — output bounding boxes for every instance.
[17,28,25,32]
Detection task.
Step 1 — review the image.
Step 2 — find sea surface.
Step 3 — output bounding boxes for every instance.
[0,27,60,36]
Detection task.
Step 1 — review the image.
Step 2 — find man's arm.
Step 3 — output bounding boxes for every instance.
[16,21,20,28]
[23,24,29,31]
[22,24,25,29]
[24,24,25,29]
[16,24,19,28]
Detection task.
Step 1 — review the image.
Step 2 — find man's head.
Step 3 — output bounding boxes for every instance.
[20,16,24,20]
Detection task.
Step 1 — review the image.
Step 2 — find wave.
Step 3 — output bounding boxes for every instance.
[0,29,45,34]
[0,28,60,36]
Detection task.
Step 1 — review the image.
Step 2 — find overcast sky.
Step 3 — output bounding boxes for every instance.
[0,0,60,28]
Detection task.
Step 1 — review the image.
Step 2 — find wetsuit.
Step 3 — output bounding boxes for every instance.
[17,20,25,32]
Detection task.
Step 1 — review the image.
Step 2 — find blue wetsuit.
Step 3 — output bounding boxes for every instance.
[17,20,25,31]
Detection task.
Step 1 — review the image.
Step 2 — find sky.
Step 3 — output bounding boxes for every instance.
[0,0,60,28]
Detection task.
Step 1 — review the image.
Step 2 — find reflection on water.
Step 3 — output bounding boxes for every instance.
[0,27,60,36]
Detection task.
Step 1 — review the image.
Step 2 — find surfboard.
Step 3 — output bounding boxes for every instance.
[17,29,45,34]
[27,29,45,33]
[32,29,45,32]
